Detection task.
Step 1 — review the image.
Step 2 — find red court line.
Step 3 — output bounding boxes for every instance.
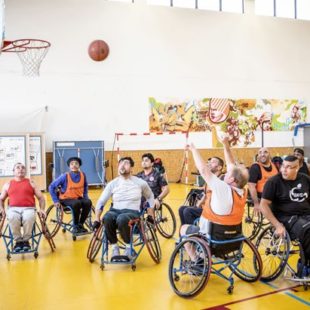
[202,284,300,310]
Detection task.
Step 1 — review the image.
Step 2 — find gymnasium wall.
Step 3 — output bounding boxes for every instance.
[46,146,295,185]
[0,0,309,154]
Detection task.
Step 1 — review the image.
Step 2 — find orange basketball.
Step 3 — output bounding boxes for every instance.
[88,40,109,62]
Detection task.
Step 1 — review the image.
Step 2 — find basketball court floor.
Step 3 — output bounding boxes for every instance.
[0,184,309,310]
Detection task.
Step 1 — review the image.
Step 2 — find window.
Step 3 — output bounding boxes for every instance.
[255,0,310,20]
[198,0,219,11]
[276,0,295,19]
[147,0,170,6]
[173,0,196,9]
[255,0,274,17]
[222,0,244,13]
[297,0,310,20]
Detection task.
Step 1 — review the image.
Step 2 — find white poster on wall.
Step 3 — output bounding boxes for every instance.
[29,136,42,175]
[0,136,26,177]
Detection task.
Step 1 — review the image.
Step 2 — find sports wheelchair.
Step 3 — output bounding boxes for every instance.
[45,203,95,241]
[255,225,310,289]
[0,211,56,260]
[87,209,161,271]
[154,201,176,239]
[168,223,262,298]
[242,198,269,240]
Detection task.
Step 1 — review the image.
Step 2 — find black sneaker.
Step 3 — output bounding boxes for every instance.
[23,241,31,251]
[78,224,88,233]
[13,242,23,252]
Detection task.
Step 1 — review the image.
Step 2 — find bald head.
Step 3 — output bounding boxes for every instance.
[258,147,271,165]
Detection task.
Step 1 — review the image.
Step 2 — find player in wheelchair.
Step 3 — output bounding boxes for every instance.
[256,155,310,286]
[48,157,93,240]
[0,163,55,259]
[90,156,160,269]
[168,135,262,297]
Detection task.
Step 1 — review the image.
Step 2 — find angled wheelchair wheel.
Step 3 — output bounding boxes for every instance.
[155,202,177,239]
[242,202,263,240]
[84,206,96,232]
[141,220,161,264]
[87,224,104,263]
[45,204,64,238]
[229,239,262,282]
[168,236,211,298]
[255,225,290,282]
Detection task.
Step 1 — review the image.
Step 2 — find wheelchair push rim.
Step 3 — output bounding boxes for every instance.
[255,225,290,282]
[87,224,104,262]
[154,202,177,239]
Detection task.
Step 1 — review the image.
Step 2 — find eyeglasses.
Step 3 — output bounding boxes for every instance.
[282,165,298,170]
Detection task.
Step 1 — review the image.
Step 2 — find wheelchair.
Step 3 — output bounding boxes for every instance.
[45,202,95,241]
[242,198,269,240]
[183,188,204,207]
[154,201,176,239]
[87,209,161,271]
[255,225,310,289]
[0,211,56,260]
[168,223,262,298]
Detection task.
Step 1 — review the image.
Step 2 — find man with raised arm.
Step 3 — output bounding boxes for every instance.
[180,134,249,237]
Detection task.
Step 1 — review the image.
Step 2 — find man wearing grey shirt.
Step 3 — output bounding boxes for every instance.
[94,157,154,259]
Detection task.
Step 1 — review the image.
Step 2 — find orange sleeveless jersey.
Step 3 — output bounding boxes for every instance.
[256,162,277,194]
[201,188,247,225]
[59,172,85,200]
[8,178,35,207]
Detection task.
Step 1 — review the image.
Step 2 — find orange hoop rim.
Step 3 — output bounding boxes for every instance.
[2,39,51,53]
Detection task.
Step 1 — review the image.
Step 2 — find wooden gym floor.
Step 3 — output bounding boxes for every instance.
[0,183,309,310]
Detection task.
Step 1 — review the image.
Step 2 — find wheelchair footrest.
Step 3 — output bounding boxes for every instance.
[285,276,310,283]
[111,255,131,262]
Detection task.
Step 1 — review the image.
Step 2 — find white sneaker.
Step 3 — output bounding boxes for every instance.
[124,247,133,258]
[111,246,120,257]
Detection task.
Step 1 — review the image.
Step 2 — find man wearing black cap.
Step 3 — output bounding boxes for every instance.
[49,157,92,233]
[294,148,310,175]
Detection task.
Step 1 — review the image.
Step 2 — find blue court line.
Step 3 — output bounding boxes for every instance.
[261,280,310,307]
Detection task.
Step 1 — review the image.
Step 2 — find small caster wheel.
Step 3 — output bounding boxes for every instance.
[132,264,136,271]
[6,254,11,261]
[174,275,180,282]
[62,228,66,233]
[34,252,39,259]
[100,264,105,270]
[72,235,77,241]
[227,286,234,294]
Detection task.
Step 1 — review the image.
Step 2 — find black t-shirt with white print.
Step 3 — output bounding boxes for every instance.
[262,173,310,217]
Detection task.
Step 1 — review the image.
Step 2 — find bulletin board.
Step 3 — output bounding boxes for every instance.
[0,133,46,191]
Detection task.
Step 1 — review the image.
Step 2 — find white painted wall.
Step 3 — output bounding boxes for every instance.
[0,0,308,151]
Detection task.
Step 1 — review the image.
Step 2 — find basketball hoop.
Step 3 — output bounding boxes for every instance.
[2,39,51,77]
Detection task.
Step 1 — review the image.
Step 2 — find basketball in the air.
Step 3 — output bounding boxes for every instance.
[88,40,109,61]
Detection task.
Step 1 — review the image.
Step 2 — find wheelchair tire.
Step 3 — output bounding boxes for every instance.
[45,204,64,238]
[168,236,211,298]
[141,220,161,264]
[229,239,262,282]
[155,202,177,239]
[255,225,290,282]
[84,206,96,232]
[87,224,104,263]
[242,202,263,240]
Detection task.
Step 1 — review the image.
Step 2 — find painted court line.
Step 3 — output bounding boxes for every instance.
[262,280,310,307]
[202,284,302,310]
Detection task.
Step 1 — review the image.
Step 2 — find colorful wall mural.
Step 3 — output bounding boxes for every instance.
[149,97,307,147]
